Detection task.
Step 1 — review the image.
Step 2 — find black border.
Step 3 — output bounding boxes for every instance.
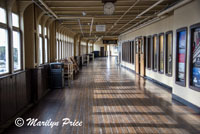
[165,31,173,77]
[158,33,164,74]
[175,27,187,87]
[189,23,200,92]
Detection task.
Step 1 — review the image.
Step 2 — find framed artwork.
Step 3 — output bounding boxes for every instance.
[189,23,200,91]
[158,33,164,73]
[165,31,173,77]
[146,35,152,69]
[175,27,187,87]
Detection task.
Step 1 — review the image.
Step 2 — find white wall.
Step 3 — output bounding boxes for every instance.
[119,0,200,108]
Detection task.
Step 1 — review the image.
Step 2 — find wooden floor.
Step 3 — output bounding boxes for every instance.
[3,57,200,134]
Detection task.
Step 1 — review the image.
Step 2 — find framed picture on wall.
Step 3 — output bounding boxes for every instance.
[189,23,200,91]
[175,27,187,87]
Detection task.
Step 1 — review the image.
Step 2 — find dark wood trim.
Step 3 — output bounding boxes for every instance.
[165,31,173,77]
[188,23,200,92]
[175,27,187,87]
[0,22,7,28]
[152,34,158,72]
[158,33,164,74]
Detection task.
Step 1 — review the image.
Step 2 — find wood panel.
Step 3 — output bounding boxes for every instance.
[140,37,146,77]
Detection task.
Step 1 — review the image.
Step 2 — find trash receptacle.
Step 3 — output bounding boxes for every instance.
[49,63,64,89]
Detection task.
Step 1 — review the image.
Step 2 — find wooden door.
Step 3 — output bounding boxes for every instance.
[140,37,146,77]
[135,39,140,74]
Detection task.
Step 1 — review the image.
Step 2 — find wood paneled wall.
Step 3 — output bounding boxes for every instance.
[0,65,49,125]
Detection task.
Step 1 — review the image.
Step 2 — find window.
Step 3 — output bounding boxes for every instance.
[44,38,48,63]
[59,41,62,60]
[153,35,158,71]
[146,36,151,69]
[12,13,19,28]
[39,25,42,34]
[0,8,8,74]
[12,13,21,71]
[189,23,200,91]
[0,7,6,24]
[13,31,21,70]
[39,37,43,64]
[175,27,187,86]
[165,31,173,76]
[158,33,164,73]
[44,27,47,36]
[56,40,59,60]
[0,28,8,74]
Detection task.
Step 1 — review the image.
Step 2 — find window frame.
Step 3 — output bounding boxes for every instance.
[158,33,164,74]
[165,31,173,77]
[12,12,22,72]
[38,24,43,65]
[175,27,187,87]
[152,34,158,72]
[146,35,152,70]
[0,25,9,75]
[188,23,200,92]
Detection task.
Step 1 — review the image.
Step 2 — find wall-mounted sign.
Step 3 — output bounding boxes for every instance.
[103,40,117,44]
[96,25,106,32]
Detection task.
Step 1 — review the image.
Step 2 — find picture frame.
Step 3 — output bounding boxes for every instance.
[175,27,187,87]
[189,23,200,91]
[165,31,173,77]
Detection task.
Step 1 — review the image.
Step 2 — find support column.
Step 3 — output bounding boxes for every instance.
[24,4,35,68]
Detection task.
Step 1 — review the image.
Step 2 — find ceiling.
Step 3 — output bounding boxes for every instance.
[34,0,180,40]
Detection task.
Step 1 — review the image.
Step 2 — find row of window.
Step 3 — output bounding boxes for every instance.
[56,36,73,60]
[0,7,21,75]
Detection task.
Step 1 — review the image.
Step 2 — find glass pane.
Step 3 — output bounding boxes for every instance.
[0,7,6,24]
[59,41,62,59]
[39,37,43,64]
[153,36,157,70]
[39,25,42,34]
[45,38,48,63]
[167,33,172,75]
[13,31,21,70]
[12,13,19,28]
[191,28,200,87]
[44,27,47,36]
[56,41,59,60]
[177,30,186,82]
[0,28,8,74]
[159,35,164,72]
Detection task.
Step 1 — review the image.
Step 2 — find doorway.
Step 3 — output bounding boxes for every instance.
[135,37,146,77]
[100,47,104,57]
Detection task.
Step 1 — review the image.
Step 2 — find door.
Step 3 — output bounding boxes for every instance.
[135,38,140,74]
[135,37,146,76]
[100,47,104,57]
[140,37,146,77]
